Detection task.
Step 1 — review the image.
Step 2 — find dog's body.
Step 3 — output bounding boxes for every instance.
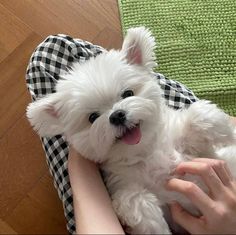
[27,27,236,234]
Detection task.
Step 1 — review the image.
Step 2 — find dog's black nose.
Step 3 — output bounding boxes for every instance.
[109,110,126,126]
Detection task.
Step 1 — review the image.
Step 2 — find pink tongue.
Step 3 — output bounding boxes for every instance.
[121,126,142,145]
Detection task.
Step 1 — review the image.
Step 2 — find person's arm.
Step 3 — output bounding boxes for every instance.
[68,148,125,234]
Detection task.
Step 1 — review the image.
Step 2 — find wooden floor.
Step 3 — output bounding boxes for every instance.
[0,0,122,233]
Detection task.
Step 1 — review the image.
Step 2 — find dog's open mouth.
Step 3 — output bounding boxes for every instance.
[117,124,141,145]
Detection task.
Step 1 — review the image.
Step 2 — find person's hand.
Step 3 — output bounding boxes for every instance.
[231,116,236,125]
[166,158,236,234]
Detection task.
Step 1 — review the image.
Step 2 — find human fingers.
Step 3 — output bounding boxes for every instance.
[166,178,214,216]
[192,158,233,186]
[230,116,236,125]
[170,202,205,234]
[174,161,224,196]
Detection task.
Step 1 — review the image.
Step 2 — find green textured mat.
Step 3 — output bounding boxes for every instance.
[118,0,236,116]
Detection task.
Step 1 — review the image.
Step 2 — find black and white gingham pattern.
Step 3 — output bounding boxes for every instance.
[25,35,198,234]
[156,73,198,109]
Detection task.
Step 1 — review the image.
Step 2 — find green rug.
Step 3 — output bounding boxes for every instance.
[118,0,236,116]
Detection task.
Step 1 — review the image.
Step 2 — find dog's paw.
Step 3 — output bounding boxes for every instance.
[188,100,234,142]
[181,100,235,156]
[112,187,171,234]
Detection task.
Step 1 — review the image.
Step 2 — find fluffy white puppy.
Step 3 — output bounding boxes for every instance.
[27,27,236,234]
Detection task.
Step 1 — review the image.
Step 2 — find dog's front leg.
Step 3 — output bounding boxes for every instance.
[174,100,235,157]
[111,184,171,234]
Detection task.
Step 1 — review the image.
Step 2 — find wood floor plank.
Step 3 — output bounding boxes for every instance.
[0,0,67,39]
[0,33,42,138]
[92,26,122,50]
[0,219,17,234]
[0,0,122,233]
[5,173,67,234]
[28,173,66,224]
[0,42,9,63]
[0,115,47,219]
[1,0,106,40]
[0,91,30,139]
[0,3,31,61]
[5,196,67,234]
[71,0,121,32]
[1,0,121,42]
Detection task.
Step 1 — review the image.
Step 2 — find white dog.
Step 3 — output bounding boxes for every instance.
[27,27,236,234]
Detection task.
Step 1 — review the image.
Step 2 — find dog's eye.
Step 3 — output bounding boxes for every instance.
[89,112,100,124]
[122,90,134,99]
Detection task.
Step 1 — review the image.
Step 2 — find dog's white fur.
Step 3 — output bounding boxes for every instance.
[27,27,236,234]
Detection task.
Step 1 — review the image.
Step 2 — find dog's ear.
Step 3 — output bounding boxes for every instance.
[26,93,63,137]
[122,27,157,70]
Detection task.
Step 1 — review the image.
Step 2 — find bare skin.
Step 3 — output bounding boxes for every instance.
[68,148,124,234]
[232,116,236,125]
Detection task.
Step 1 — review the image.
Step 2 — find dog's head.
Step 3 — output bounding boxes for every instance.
[27,27,163,162]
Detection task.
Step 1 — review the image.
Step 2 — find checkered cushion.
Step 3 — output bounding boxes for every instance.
[25,34,198,234]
